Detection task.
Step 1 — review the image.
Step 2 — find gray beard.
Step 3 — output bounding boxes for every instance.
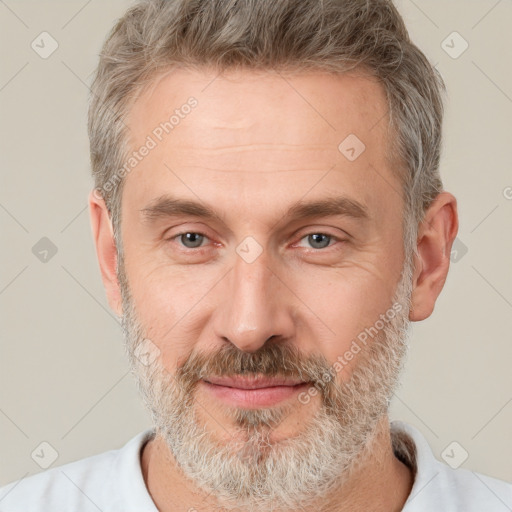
[119,261,412,512]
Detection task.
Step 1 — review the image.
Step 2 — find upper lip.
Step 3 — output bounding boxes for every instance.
[203,376,307,389]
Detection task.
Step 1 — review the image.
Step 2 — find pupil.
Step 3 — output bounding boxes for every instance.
[309,234,329,249]
[182,233,203,248]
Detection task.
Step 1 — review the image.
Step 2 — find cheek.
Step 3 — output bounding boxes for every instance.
[291,268,396,361]
[125,261,214,356]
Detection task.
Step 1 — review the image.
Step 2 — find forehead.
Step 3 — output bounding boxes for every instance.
[122,67,400,222]
[127,66,389,153]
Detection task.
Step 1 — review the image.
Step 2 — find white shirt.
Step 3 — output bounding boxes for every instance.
[0,421,510,511]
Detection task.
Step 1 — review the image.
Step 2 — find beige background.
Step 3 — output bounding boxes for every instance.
[1,0,511,490]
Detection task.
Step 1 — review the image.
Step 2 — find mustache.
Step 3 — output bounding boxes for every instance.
[175,342,335,392]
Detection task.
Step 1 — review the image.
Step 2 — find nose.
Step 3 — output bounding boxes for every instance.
[213,250,296,353]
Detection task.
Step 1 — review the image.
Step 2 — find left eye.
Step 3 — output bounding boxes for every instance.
[174,232,208,249]
[297,233,336,250]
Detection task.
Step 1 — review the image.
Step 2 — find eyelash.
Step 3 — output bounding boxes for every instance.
[167,231,343,252]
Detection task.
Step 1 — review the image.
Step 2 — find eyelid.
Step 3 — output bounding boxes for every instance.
[293,223,349,239]
[163,221,213,240]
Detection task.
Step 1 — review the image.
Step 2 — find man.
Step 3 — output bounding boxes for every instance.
[1,0,510,510]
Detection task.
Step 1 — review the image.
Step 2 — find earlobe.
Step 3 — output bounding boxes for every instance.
[88,189,123,318]
[409,192,458,322]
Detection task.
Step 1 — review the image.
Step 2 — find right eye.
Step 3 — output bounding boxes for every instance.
[169,232,209,249]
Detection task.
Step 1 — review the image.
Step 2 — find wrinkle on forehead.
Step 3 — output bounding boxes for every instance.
[123,67,401,223]
[126,67,389,146]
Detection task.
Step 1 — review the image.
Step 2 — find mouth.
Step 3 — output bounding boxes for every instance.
[201,375,312,407]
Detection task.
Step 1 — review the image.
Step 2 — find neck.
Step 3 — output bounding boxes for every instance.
[141,416,413,512]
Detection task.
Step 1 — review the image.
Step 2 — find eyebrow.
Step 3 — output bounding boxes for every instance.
[140,194,369,225]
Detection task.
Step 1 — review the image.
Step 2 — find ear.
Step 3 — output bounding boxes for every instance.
[88,189,123,317]
[409,192,458,322]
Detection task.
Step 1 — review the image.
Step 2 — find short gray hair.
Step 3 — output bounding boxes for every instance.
[88,0,445,260]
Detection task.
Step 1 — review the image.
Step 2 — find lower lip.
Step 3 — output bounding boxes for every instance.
[201,380,311,407]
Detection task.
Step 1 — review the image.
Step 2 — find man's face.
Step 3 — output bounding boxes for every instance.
[117,68,411,508]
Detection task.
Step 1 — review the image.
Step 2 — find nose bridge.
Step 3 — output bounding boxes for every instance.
[214,248,294,352]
